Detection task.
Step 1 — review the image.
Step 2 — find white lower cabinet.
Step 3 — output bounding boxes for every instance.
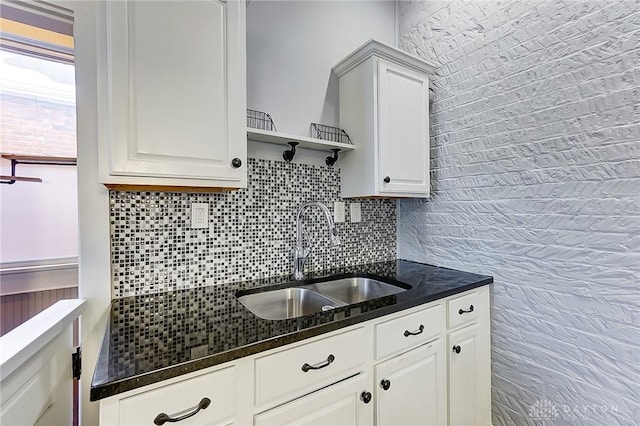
[447,288,492,426]
[375,341,446,426]
[99,287,490,426]
[254,374,372,426]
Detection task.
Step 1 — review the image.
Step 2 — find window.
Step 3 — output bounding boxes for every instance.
[0,1,78,334]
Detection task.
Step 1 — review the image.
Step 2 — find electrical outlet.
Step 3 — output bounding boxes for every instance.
[191,203,209,229]
[334,201,345,223]
[350,203,362,223]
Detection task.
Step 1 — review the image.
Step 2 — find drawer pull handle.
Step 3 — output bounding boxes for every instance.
[153,397,211,425]
[403,324,424,337]
[361,391,372,404]
[380,379,391,391]
[459,305,474,315]
[302,354,335,372]
[453,345,461,354]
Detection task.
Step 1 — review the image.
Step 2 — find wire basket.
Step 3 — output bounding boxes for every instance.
[247,109,277,131]
[310,123,352,144]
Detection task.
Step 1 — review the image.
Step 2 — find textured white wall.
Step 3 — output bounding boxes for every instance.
[396,1,639,424]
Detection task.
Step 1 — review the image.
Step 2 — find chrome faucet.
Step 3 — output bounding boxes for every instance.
[293,201,341,280]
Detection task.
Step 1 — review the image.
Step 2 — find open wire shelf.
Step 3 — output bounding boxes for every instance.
[309,123,352,145]
[247,109,277,132]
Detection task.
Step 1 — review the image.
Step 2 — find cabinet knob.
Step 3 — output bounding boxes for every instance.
[452,345,461,354]
[380,379,391,391]
[383,176,391,183]
[231,158,242,168]
[360,391,372,404]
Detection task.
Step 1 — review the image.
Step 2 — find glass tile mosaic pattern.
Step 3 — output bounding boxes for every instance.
[110,158,396,297]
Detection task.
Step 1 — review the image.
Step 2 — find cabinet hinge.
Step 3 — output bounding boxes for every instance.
[72,346,81,380]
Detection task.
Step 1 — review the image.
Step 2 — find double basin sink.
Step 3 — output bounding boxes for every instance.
[237,276,410,320]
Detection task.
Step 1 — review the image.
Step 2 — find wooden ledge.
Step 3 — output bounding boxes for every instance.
[1,154,77,165]
[104,184,239,193]
[0,175,42,183]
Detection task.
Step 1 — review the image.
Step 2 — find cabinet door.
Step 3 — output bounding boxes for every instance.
[254,374,372,426]
[377,60,430,195]
[448,323,491,426]
[102,0,246,186]
[375,340,446,426]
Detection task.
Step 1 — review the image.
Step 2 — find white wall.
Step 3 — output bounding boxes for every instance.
[0,165,78,263]
[397,1,640,424]
[247,0,396,138]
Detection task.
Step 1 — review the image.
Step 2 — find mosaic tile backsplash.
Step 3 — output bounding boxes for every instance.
[110,158,396,297]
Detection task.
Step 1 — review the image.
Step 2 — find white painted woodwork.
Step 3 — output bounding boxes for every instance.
[0,258,77,296]
[99,287,491,426]
[247,129,356,154]
[98,0,247,188]
[333,40,435,198]
[118,366,235,426]
[447,286,491,426]
[377,60,430,194]
[375,341,447,426]
[0,299,86,425]
[254,373,372,426]
[335,58,376,197]
[254,328,366,406]
[447,290,481,329]
[448,324,481,426]
[374,303,443,360]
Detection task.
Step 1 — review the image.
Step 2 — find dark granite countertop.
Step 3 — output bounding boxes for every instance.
[90,259,492,401]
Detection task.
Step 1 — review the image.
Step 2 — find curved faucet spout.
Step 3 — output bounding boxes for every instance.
[294,201,341,280]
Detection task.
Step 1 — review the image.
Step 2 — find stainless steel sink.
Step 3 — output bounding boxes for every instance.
[237,288,346,320]
[304,277,407,304]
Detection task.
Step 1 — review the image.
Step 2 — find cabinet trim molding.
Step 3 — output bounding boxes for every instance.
[332,39,436,78]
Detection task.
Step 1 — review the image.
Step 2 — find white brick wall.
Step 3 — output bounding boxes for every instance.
[397,1,639,424]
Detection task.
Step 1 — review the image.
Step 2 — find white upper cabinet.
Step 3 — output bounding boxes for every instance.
[97,0,247,190]
[333,40,434,198]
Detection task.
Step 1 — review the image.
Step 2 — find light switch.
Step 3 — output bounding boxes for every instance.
[334,201,346,223]
[191,203,209,229]
[350,203,361,223]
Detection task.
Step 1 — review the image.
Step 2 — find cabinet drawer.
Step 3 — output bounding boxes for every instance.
[254,373,371,426]
[447,291,481,329]
[375,304,443,360]
[119,366,235,425]
[255,328,366,406]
